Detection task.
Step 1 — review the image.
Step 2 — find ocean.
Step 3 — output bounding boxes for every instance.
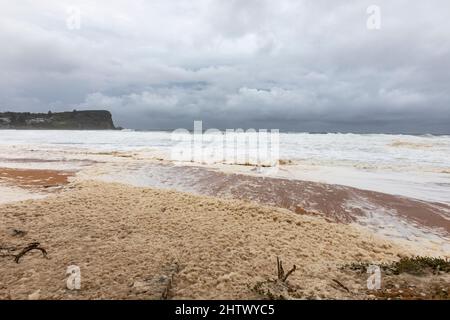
[0,130,449,204]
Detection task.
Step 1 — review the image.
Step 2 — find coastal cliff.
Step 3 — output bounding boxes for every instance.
[0,110,116,130]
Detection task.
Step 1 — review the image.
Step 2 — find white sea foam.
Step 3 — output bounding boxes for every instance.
[0,130,449,203]
[0,184,47,204]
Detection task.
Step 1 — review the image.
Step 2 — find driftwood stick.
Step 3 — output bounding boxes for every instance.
[282,265,297,282]
[277,257,296,282]
[277,257,284,280]
[332,279,350,293]
[14,242,48,263]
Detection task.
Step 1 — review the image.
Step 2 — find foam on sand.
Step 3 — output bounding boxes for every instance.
[0,180,411,300]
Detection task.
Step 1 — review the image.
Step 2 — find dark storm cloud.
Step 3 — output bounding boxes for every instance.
[1,0,449,133]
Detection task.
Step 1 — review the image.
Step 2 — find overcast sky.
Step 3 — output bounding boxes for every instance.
[1,0,449,132]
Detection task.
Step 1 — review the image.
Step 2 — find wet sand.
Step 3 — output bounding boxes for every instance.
[0,167,74,189]
[0,167,75,204]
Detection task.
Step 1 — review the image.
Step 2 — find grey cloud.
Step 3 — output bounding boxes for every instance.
[0,0,449,133]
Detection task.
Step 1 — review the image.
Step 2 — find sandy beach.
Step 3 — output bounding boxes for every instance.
[0,179,412,299]
[0,164,449,299]
[0,132,449,300]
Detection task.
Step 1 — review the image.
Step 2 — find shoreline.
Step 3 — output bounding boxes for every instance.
[76,161,450,255]
[1,130,449,204]
[1,162,449,255]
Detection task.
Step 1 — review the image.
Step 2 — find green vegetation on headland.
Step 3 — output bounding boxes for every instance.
[0,110,116,130]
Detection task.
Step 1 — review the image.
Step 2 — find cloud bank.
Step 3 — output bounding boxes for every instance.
[1,0,450,132]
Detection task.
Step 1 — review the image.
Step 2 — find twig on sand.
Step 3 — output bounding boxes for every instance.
[14,242,48,263]
[277,256,296,282]
[251,257,298,300]
[332,279,350,293]
[2,242,49,264]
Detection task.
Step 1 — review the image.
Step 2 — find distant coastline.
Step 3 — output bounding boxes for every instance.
[0,110,116,130]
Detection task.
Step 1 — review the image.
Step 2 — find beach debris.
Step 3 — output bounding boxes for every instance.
[252,279,292,300]
[252,257,298,300]
[277,256,296,282]
[332,279,350,293]
[1,242,48,263]
[131,262,180,299]
[14,242,48,263]
[11,229,27,237]
[341,256,450,299]
[344,256,450,276]
[43,185,62,189]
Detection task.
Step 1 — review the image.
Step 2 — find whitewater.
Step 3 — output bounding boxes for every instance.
[0,130,449,204]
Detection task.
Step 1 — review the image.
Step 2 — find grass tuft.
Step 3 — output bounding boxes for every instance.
[345,256,450,276]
